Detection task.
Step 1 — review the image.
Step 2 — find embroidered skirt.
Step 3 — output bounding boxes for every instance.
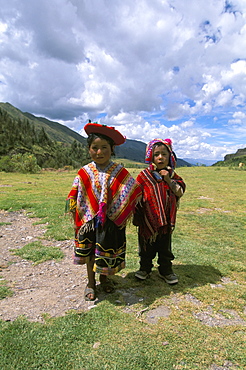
[73,218,126,275]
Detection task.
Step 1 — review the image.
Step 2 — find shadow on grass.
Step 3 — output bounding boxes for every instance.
[94,264,222,307]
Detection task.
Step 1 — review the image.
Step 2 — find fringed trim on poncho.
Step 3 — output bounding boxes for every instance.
[78,219,95,235]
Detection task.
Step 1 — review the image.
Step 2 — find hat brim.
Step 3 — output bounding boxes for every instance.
[84,123,125,145]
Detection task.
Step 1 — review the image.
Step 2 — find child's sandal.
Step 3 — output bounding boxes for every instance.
[84,285,96,301]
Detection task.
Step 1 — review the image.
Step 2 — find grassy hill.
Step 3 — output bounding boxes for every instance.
[115,139,146,163]
[0,102,86,145]
[213,156,246,167]
[0,102,88,170]
[0,102,192,168]
[213,147,246,168]
[224,148,246,160]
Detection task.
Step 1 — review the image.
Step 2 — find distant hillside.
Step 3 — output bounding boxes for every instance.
[183,158,218,166]
[0,102,86,145]
[116,139,192,167]
[115,139,145,162]
[224,148,246,161]
[0,102,88,169]
[213,147,246,167]
[0,101,192,168]
[176,158,192,167]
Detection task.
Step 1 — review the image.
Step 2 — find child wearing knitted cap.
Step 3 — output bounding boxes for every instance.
[133,138,186,284]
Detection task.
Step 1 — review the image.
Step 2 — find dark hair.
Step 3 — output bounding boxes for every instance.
[152,142,170,153]
[152,142,173,167]
[87,133,115,155]
[152,142,166,149]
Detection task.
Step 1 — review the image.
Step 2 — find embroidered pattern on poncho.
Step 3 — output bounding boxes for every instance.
[66,161,141,230]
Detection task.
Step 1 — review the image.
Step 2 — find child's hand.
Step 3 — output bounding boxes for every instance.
[159,169,171,184]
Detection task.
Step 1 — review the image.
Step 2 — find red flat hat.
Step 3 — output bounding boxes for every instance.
[84,122,126,146]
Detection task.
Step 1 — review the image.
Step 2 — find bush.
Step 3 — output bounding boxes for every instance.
[0,153,41,173]
[0,156,15,172]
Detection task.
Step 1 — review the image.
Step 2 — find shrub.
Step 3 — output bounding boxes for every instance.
[0,156,15,172]
[0,153,41,173]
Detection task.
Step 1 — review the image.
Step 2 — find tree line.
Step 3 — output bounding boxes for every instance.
[0,108,89,172]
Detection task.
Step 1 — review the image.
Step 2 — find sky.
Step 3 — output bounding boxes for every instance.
[1,0,246,162]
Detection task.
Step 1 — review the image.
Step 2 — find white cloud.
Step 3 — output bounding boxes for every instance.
[202,75,222,98]
[215,89,233,106]
[228,110,246,125]
[180,120,194,128]
[0,0,246,160]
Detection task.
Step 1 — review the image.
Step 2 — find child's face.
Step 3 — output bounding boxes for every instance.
[152,144,170,169]
[89,137,113,168]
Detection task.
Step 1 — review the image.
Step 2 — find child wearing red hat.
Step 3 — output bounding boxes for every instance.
[134,138,186,284]
[66,122,141,301]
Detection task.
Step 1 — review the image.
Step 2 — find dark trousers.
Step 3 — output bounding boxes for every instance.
[138,232,174,275]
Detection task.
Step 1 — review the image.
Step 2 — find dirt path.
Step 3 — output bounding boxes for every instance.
[0,210,99,322]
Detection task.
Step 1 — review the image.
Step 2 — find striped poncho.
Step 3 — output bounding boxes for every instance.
[66,161,142,230]
[134,168,186,242]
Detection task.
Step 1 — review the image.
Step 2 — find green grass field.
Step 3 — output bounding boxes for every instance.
[0,166,245,370]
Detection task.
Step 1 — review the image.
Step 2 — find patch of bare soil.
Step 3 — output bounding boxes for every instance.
[0,210,99,322]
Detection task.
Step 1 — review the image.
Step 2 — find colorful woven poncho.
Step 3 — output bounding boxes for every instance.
[135,168,185,242]
[66,161,142,230]
[134,137,185,242]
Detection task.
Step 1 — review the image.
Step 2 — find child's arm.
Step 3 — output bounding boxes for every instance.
[168,180,184,197]
[65,175,80,229]
[159,169,184,197]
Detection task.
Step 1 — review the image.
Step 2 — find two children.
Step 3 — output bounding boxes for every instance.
[66,124,185,301]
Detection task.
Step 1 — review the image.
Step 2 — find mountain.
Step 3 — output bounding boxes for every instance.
[0,102,89,169]
[213,148,246,167]
[115,139,146,162]
[224,148,246,161]
[176,158,193,167]
[0,101,192,167]
[183,158,218,166]
[116,140,192,167]
[0,102,86,145]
